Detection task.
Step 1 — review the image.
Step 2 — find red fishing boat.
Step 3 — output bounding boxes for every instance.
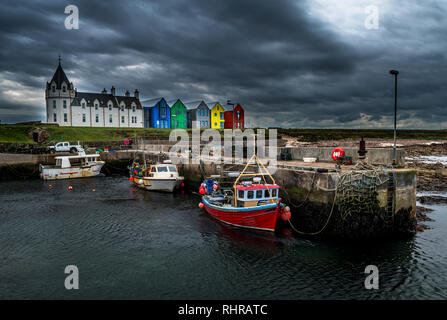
[199,155,291,232]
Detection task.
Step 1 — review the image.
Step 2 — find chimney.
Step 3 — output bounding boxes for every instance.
[134,89,139,99]
[111,86,115,96]
[125,90,130,97]
[101,88,107,94]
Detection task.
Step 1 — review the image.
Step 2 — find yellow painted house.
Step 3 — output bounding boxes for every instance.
[208,102,225,129]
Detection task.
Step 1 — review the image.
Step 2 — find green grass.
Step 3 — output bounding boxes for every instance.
[1,125,447,144]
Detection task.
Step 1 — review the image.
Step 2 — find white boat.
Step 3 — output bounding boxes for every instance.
[132,163,184,192]
[40,151,105,180]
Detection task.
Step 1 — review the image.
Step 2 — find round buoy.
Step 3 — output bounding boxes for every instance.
[213,184,218,190]
[281,206,291,221]
[198,202,204,209]
[331,147,345,161]
[68,186,73,191]
[180,182,185,188]
[49,184,52,188]
[129,176,134,181]
[199,186,205,195]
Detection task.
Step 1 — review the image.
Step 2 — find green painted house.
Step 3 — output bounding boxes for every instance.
[168,99,188,129]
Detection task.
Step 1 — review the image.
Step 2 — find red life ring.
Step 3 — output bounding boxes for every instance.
[331,147,345,161]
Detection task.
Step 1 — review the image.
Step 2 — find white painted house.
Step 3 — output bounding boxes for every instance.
[45,60,143,127]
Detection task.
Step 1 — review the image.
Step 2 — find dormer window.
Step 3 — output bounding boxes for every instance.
[108,104,112,111]
[62,86,66,92]
[82,102,85,109]
[52,86,55,93]
[53,100,56,109]
[121,105,124,112]
[95,103,98,110]
[132,105,136,112]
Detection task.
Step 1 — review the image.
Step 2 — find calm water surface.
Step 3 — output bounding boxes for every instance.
[0,176,446,299]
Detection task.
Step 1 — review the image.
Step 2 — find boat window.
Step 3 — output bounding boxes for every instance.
[151,167,157,172]
[247,190,254,199]
[157,166,168,172]
[238,190,244,199]
[256,190,263,199]
[168,166,177,172]
[272,189,277,197]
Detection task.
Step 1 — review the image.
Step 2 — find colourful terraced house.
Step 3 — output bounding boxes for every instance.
[168,99,188,129]
[143,97,171,128]
[208,102,225,129]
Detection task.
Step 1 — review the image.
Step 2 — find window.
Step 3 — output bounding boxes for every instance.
[121,105,124,112]
[64,113,67,122]
[51,86,55,93]
[63,100,67,108]
[108,104,112,111]
[220,113,224,120]
[214,113,217,117]
[62,86,66,92]
[82,114,86,122]
[157,166,168,172]
[256,190,263,199]
[247,191,254,199]
[96,114,99,123]
[95,103,98,110]
[214,122,217,127]
[82,102,85,109]
[237,111,241,120]
[220,122,224,129]
[53,113,57,122]
[238,190,244,199]
[132,106,136,112]
[168,166,177,172]
[160,106,166,118]
[109,115,113,123]
[121,116,125,123]
[53,100,56,109]
[272,189,277,197]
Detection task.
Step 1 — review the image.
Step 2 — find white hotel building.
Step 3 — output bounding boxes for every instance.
[45,61,143,127]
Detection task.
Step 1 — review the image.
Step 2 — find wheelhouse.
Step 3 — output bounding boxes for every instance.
[235,184,280,207]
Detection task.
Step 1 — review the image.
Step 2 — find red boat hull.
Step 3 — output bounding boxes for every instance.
[202,198,281,232]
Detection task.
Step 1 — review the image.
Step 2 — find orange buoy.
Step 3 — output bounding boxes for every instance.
[198,202,204,209]
[213,184,218,190]
[68,186,73,191]
[281,206,291,221]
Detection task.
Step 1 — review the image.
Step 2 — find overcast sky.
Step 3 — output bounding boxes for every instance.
[0,0,446,128]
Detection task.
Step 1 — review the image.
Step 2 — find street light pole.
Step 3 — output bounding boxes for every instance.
[389,69,399,165]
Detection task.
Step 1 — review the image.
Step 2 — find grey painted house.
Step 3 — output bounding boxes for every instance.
[184,101,210,128]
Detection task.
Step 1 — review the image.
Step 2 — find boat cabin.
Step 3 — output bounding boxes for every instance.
[147,164,179,177]
[55,154,101,168]
[235,184,280,207]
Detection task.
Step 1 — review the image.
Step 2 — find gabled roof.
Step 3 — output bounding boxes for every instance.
[71,92,142,109]
[184,100,209,110]
[71,92,117,107]
[168,99,186,108]
[50,62,71,89]
[207,101,220,109]
[142,97,167,108]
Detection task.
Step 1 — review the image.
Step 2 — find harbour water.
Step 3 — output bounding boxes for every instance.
[0,176,446,299]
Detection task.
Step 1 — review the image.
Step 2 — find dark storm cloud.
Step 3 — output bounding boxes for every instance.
[0,0,446,128]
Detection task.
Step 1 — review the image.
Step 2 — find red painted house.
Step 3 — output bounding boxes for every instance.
[224,104,244,129]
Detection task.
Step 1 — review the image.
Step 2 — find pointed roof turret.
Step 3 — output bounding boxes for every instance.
[50,56,70,89]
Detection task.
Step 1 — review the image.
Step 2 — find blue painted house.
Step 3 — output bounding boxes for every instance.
[142,97,171,128]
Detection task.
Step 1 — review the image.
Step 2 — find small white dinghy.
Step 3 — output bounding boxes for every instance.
[40,150,105,180]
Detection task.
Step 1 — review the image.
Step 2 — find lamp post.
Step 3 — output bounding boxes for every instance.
[227,100,235,129]
[389,69,399,165]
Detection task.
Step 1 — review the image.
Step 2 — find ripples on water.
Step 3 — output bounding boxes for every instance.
[0,176,446,299]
